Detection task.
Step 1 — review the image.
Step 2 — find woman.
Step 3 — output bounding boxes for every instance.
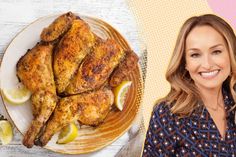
[142,14,236,156]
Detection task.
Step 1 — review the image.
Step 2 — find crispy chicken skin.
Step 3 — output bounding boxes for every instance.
[16,43,57,148]
[77,88,114,126]
[16,43,56,93]
[109,50,139,87]
[53,19,96,94]
[40,12,76,42]
[65,39,125,95]
[39,88,114,146]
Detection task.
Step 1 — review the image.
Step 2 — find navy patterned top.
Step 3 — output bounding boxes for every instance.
[142,88,236,157]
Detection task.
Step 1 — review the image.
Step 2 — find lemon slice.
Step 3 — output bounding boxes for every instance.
[2,83,31,105]
[113,81,132,111]
[57,123,78,144]
[0,120,13,145]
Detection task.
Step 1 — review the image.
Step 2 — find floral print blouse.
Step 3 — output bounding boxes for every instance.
[143,88,236,157]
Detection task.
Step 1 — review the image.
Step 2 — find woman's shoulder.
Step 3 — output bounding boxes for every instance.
[152,101,175,119]
[153,101,171,112]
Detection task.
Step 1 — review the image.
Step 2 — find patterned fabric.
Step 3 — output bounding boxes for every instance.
[142,88,236,157]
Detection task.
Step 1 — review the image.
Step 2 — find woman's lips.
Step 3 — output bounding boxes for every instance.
[199,70,220,79]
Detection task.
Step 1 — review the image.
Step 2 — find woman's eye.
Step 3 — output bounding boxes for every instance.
[212,50,222,55]
[190,53,200,58]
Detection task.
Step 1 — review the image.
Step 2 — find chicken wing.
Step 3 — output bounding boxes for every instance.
[39,88,114,146]
[40,12,76,42]
[65,39,125,95]
[16,42,57,148]
[109,50,139,87]
[53,19,96,94]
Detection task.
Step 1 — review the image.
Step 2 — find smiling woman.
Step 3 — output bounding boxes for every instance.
[142,14,236,156]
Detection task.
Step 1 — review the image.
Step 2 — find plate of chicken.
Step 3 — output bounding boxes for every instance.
[0,12,143,154]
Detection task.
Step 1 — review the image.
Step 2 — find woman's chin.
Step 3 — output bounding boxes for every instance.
[194,81,223,91]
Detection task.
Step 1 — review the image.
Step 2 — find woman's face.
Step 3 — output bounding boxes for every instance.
[185,25,231,91]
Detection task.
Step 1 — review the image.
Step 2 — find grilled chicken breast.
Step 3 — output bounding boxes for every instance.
[53,19,96,94]
[65,39,125,95]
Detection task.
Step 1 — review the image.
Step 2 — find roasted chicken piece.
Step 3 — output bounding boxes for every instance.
[65,39,125,95]
[16,42,57,148]
[39,88,114,146]
[54,19,96,94]
[77,88,114,126]
[40,12,76,42]
[109,50,139,87]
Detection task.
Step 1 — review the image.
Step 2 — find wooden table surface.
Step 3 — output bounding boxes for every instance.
[0,0,145,156]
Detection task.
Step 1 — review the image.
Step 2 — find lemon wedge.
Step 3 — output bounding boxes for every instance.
[2,84,31,105]
[57,123,78,144]
[0,120,13,145]
[113,81,132,111]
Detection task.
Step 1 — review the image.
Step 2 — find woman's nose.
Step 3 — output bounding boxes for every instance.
[201,55,213,69]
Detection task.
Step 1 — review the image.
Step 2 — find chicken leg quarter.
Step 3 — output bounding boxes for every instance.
[39,88,114,146]
[16,42,57,148]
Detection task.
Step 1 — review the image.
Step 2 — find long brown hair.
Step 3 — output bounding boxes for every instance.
[160,14,236,117]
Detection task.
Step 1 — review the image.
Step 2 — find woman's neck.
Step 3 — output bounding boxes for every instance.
[197,85,223,108]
